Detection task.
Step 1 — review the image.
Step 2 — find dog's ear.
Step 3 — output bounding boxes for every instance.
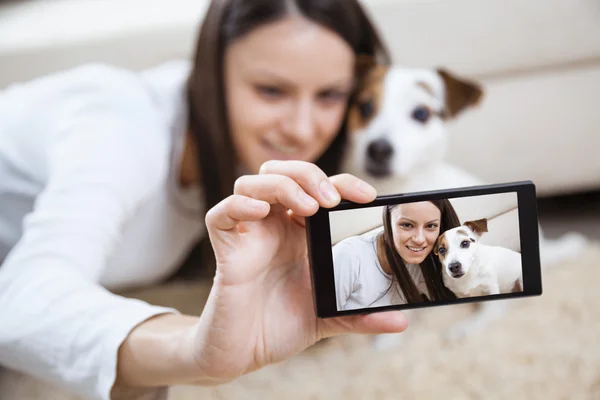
[464,218,488,236]
[436,68,484,119]
[433,235,443,256]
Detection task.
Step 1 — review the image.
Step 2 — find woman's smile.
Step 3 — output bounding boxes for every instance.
[260,138,303,160]
[406,245,426,253]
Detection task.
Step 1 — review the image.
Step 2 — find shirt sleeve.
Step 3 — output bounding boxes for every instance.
[0,69,180,400]
[332,240,360,311]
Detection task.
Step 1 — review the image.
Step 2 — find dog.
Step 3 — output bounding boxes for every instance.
[334,59,588,349]
[434,218,523,297]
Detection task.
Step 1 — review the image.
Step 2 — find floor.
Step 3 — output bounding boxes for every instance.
[537,190,600,241]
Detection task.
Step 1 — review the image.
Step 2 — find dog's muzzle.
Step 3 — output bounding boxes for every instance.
[365,138,394,177]
[448,261,465,278]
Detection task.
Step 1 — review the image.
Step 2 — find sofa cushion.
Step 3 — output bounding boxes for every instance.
[0,0,208,88]
[364,0,600,77]
[446,64,600,196]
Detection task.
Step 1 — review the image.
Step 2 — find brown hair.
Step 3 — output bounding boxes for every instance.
[186,0,391,212]
[375,200,460,304]
[178,0,391,278]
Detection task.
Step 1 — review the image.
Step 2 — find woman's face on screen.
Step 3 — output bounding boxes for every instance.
[390,201,441,264]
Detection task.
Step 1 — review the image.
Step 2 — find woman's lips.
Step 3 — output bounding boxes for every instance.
[261,139,302,160]
[406,245,427,254]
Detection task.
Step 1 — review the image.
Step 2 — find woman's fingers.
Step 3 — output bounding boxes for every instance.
[258,160,340,207]
[257,160,377,208]
[234,174,319,217]
[222,160,378,229]
[329,173,377,204]
[205,194,270,232]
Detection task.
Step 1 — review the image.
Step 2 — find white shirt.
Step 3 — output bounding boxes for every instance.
[0,60,205,399]
[332,231,430,311]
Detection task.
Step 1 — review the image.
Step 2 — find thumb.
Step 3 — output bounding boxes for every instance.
[318,311,408,339]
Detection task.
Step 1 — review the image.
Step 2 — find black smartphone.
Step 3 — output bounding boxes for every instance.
[306,181,541,318]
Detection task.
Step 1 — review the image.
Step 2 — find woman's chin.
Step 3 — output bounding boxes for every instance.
[400,251,429,265]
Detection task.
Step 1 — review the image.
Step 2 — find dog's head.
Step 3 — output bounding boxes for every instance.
[343,57,483,180]
[433,218,488,279]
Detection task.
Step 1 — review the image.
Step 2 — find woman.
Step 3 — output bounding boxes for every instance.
[334,200,460,311]
[0,1,408,399]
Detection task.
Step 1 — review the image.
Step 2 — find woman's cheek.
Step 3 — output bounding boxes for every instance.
[318,104,346,134]
[427,231,440,247]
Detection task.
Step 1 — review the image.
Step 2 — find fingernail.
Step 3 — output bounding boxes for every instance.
[356,180,375,195]
[250,199,267,209]
[299,190,318,207]
[320,180,340,203]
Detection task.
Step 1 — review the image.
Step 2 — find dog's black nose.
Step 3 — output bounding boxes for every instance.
[449,262,462,274]
[367,139,394,162]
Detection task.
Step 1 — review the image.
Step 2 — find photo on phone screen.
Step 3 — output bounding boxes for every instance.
[306,181,542,318]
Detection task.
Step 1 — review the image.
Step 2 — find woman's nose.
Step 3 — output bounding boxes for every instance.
[413,231,426,244]
[283,99,317,143]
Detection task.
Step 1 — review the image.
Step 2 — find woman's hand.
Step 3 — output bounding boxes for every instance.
[189,160,408,384]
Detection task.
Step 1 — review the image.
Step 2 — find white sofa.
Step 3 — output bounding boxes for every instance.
[1,0,599,197]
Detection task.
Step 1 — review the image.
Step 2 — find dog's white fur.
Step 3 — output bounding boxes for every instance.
[338,64,588,349]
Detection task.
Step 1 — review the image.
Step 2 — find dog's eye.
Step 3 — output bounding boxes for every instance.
[412,106,431,123]
[438,247,446,255]
[460,241,470,248]
[358,99,374,119]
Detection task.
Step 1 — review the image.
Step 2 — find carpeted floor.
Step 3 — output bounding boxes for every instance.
[2,244,600,400]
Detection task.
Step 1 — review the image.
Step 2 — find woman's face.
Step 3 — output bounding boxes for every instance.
[390,202,442,264]
[223,16,355,173]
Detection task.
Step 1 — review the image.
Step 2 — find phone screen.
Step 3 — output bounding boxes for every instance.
[306,181,541,318]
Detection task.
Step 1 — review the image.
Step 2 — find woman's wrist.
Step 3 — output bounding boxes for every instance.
[114,313,204,389]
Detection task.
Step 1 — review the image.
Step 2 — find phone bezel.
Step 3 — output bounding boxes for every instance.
[305,180,541,318]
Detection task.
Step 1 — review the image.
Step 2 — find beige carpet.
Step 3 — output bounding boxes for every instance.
[2,244,600,400]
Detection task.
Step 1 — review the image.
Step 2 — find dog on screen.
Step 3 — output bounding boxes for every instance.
[435,218,523,297]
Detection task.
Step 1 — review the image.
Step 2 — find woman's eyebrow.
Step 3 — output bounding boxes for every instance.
[248,68,352,90]
[397,218,440,225]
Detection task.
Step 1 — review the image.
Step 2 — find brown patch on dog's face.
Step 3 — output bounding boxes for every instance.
[433,233,448,261]
[347,64,388,134]
[456,229,470,237]
[464,218,489,236]
[436,68,483,119]
[416,81,435,97]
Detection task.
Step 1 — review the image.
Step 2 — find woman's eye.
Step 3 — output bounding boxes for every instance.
[257,85,283,98]
[427,224,439,229]
[400,223,412,228]
[412,106,431,123]
[319,90,347,103]
[460,241,470,248]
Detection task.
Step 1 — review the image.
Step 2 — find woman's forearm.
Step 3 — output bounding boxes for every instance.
[115,313,206,389]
